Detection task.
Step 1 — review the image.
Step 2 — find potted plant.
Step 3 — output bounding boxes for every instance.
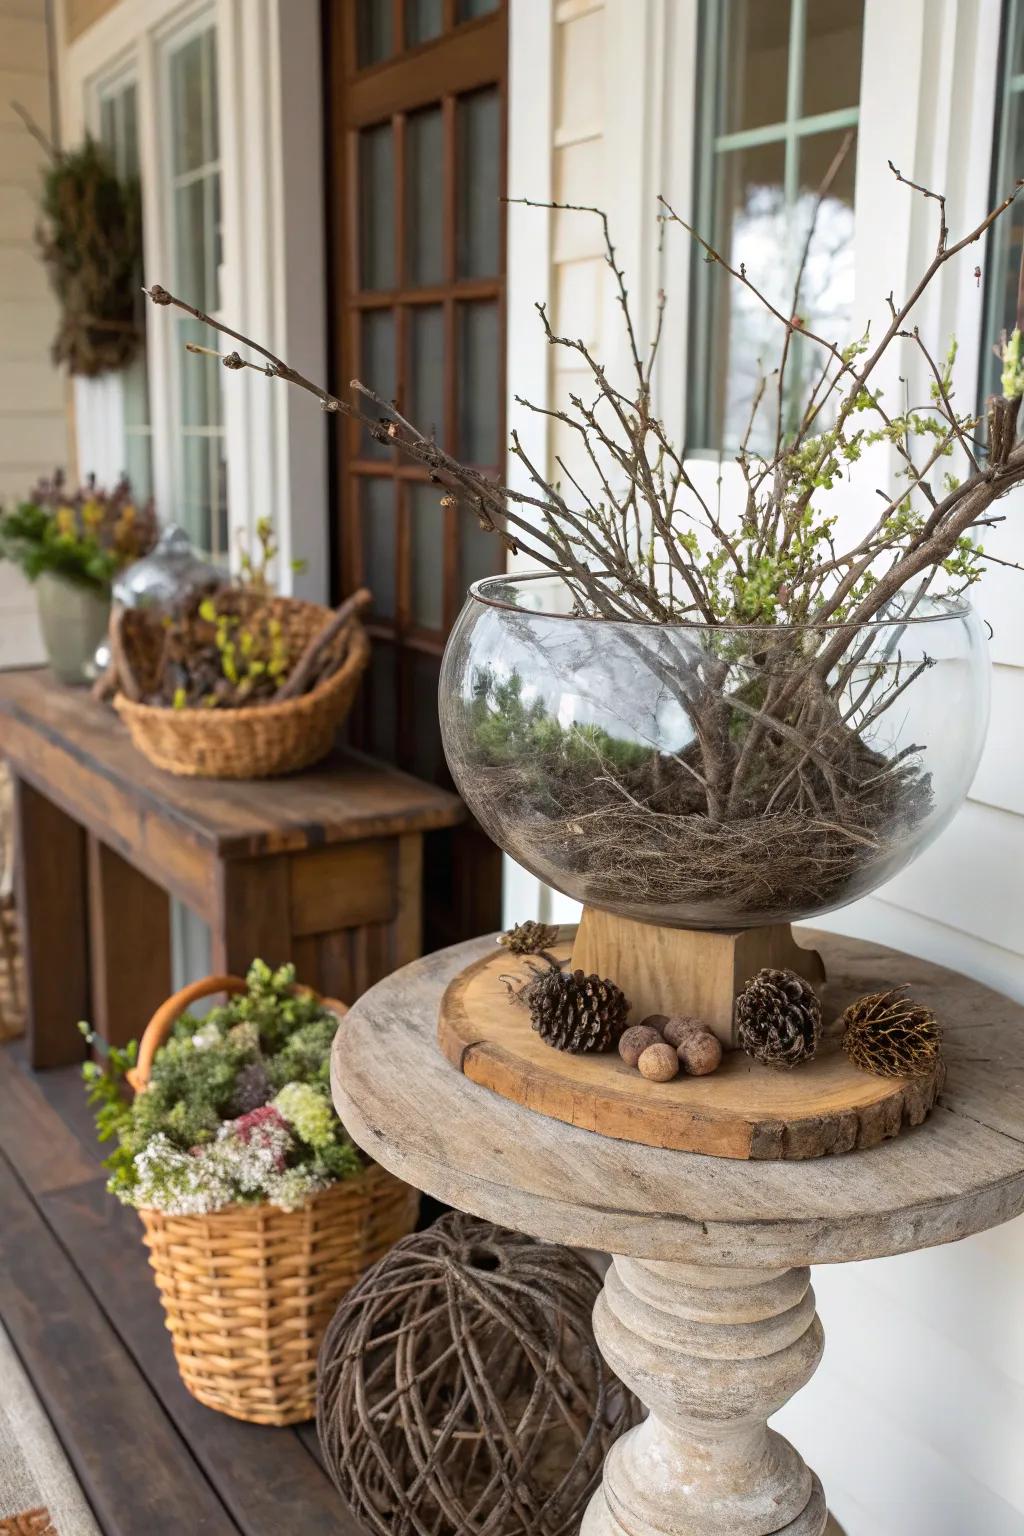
[0,471,156,683]
[141,163,1024,1012]
[82,959,419,1425]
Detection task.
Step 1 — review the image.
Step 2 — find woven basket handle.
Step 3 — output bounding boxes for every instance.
[127,974,246,1093]
[126,973,349,1093]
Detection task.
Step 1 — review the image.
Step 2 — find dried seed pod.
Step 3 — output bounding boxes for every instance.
[637,1042,680,1082]
[497,920,561,956]
[618,1024,663,1069]
[840,987,942,1078]
[677,1030,723,1077]
[662,1014,706,1049]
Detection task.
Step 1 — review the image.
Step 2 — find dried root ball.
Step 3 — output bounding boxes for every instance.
[677,1031,723,1077]
[661,1014,705,1049]
[618,1024,663,1069]
[841,988,942,1078]
[637,1042,680,1082]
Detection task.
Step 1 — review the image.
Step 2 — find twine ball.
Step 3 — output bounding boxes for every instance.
[317,1211,640,1536]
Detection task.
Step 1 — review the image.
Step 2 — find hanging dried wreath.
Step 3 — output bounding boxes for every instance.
[17,105,143,377]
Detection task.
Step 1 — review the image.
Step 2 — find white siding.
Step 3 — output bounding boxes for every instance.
[0,0,65,667]
[507,3,1024,1532]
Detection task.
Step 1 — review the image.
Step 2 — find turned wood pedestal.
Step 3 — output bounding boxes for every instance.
[332,932,1024,1535]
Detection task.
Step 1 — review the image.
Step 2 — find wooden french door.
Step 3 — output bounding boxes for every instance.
[324,0,507,946]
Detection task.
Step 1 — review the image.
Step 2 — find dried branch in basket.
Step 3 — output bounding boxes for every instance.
[274,587,371,701]
[840,988,942,1078]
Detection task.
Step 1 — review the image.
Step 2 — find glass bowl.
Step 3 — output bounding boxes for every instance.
[438,573,990,929]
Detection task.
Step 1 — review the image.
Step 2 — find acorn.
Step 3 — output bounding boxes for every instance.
[637,1042,680,1082]
[618,1024,663,1069]
[677,1030,723,1077]
[662,1014,706,1049]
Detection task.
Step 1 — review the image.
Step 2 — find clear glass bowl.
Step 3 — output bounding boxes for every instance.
[438,573,990,928]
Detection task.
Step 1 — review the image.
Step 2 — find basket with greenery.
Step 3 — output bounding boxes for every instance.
[81,961,419,1425]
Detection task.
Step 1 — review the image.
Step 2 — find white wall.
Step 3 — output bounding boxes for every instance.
[0,0,65,668]
[506,4,1024,1533]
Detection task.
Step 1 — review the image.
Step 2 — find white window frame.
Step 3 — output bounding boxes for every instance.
[55,0,328,596]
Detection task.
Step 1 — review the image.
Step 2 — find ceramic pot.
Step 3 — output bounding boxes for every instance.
[36,570,111,685]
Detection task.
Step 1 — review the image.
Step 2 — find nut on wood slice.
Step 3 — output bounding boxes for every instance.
[570,905,826,1047]
[437,930,944,1161]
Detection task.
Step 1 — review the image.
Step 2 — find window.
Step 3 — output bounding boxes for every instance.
[98,76,152,498]
[983,0,1024,401]
[164,21,226,558]
[327,0,506,785]
[691,0,865,450]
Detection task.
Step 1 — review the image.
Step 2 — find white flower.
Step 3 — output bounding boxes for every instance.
[191,1020,222,1051]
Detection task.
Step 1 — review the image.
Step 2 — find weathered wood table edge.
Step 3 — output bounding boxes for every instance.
[0,668,463,1067]
[332,930,1024,1536]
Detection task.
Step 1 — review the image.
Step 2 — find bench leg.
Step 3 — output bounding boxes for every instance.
[13,777,89,1069]
[87,835,171,1050]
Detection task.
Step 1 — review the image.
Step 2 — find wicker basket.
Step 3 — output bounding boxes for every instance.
[130,975,420,1426]
[113,595,370,779]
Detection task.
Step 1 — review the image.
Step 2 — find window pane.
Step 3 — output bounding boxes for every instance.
[100,96,116,159]
[121,82,138,178]
[409,483,445,629]
[457,302,500,463]
[181,435,211,553]
[707,139,788,451]
[175,180,213,308]
[716,0,791,135]
[456,0,498,19]
[405,0,443,46]
[170,34,206,174]
[803,0,865,118]
[359,124,396,289]
[457,87,501,278]
[986,89,1024,398]
[357,0,393,66]
[359,310,396,457]
[460,507,498,593]
[796,129,857,338]
[362,477,397,619]
[124,432,152,503]
[408,304,445,437]
[405,107,444,286]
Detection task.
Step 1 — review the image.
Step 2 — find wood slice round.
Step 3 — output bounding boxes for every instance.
[437,938,945,1161]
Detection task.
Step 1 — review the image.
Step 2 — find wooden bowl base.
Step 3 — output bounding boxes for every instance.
[437,933,944,1161]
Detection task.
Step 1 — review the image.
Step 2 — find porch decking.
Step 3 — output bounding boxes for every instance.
[0,1042,365,1536]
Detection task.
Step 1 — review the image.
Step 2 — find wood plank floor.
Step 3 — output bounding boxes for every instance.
[0,1041,365,1536]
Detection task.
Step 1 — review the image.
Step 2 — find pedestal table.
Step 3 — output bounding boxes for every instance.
[331,930,1024,1535]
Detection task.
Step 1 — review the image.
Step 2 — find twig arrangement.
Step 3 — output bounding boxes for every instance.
[142,159,1024,916]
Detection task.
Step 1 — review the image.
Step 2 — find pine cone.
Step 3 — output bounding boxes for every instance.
[528,967,629,1054]
[228,1059,272,1116]
[841,988,942,1078]
[735,968,821,1070]
[498,920,560,956]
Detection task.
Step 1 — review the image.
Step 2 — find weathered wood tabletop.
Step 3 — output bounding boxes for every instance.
[333,931,1024,1535]
[0,668,463,1067]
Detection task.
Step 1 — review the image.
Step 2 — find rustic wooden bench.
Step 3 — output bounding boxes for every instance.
[0,668,463,1068]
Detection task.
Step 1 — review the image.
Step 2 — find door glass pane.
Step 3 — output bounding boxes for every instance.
[406,0,443,46]
[716,1,791,135]
[359,123,396,289]
[803,0,864,118]
[367,642,397,759]
[457,301,500,463]
[362,477,397,619]
[359,310,396,457]
[357,0,393,67]
[405,107,444,286]
[408,304,445,438]
[457,0,498,19]
[460,507,497,593]
[409,483,445,629]
[457,87,500,278]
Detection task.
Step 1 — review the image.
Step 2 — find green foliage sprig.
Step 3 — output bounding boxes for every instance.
[0,471,157,593]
